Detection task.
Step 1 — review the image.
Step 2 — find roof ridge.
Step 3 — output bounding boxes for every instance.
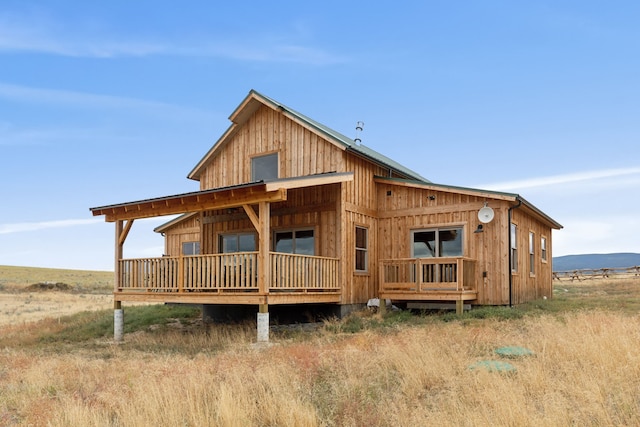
[250,90,430,183]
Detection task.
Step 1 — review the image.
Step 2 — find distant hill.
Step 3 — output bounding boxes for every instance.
[553,253,640,271]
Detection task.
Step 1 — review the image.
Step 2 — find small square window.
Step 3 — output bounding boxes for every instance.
[251,153,279,182]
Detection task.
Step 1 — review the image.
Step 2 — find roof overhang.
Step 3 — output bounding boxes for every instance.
[91,172,353,223]
[90,182,287,222]
[264,171,353,191]
[374,176,563,230]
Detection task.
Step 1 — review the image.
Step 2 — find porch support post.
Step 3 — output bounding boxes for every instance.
[257,201,270,295]
[257,303,269,342]
[114,220,125,342]
[456,299,463,315]
[257,201,270,342]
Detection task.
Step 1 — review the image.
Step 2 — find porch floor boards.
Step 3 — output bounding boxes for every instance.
[379,290,478,302]
[114,290,341,305]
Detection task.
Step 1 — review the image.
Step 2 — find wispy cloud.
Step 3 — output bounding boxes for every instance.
[0,218,103,235]
[0,12,344,65]
[0,216,170,235]
[0,82,182,110]
[553,215,640,256]
[0,121,145,146]
[194,41,346,65]
[478,167,640,192]
[0,83,217,124]
[0,12,171,58]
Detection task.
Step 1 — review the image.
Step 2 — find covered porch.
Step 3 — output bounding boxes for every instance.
[116,251,340,305]
[378,257,478,314]
[90,172,354,342]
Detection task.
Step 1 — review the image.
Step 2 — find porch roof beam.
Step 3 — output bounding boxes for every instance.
[91,186,287,222]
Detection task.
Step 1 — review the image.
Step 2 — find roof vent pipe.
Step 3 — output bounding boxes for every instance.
[354,121,364,145]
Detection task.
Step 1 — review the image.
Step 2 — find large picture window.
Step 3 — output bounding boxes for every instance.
[274,229,314,255]
[219,233,256,253]
[412,227,463,258]
[355,226,368,272]
[251,153,279,182]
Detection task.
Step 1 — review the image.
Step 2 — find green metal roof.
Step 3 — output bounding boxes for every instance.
[252,90,430,183]
[374,175,563,230]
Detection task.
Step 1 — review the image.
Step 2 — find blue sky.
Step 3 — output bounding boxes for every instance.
[1,1,639,271]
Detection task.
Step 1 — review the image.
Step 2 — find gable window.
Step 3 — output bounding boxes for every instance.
[511,223,518,272]
[219,233,256,253]
[251,153,279,182]
[275,229,314,255]
[355,226,368,272]
[412,227,463,258]
[541,236,548,262]
[529,231,535,275]
[182,241,200,256]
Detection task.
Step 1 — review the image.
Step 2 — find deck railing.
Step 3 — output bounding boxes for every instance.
[379,257,476,293]
[118,252,339,293]
[270,252,340,291]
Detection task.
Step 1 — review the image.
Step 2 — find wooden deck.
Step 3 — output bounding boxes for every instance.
[116,252,341,305]
[379,257,478,307]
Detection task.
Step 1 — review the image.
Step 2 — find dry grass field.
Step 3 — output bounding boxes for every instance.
[0,266,139,327]
[1,267,639,426]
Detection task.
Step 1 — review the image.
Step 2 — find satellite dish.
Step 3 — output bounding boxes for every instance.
[478,204,495,224]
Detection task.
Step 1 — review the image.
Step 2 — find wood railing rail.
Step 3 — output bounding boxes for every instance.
[118,252,340,293]
[379,257,476,293]
[553,266,640,282]
[270,252,340,291]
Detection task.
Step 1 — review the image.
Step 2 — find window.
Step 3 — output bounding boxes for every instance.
[541,236,548,262]
[274,229,314,255]
[510,223,518,272]
[182,241,200,256]
[529,232,535,275]
[219,233,256,253]
[251,153,279,182]
[412,227,463,258]
[355,226,368,272]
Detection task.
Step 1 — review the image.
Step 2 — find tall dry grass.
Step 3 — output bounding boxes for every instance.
[1,310,639,426]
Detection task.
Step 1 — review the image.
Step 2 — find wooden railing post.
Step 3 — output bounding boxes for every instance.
[178,254,184,293]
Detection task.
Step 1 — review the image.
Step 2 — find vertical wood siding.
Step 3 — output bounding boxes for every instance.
[375,183,554,305]
[163,215,200,256]
[376,183,510,305]
[200,106,346,189]
[161,101,555,307]
[510,208,554,304]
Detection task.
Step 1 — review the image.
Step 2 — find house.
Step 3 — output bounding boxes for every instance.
[90,90,562,341]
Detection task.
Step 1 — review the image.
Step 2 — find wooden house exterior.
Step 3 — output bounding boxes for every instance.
[90,90,562,341]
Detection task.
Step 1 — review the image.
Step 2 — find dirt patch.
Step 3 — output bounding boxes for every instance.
[26,282,73,292]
